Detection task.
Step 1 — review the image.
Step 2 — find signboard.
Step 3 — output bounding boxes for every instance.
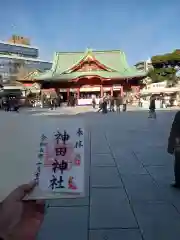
[113,85,121,90]
[8,35,30,45]
[70,88,77,92]
[80,86,100,92]
[59,89,67,92]
[103,87,111,91]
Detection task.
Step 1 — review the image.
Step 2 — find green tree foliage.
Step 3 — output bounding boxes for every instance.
[148,67,178,86]
[151,50,180,68]
[150,50,179,86]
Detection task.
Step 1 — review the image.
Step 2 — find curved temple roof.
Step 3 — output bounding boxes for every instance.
[35,49,147,81]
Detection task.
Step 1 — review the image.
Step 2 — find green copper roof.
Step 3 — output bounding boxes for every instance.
[36,49,147,81]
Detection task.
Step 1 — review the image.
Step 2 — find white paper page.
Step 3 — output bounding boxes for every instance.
[0,112,84,201]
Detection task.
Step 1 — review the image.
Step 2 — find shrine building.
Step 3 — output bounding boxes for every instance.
[21,49,147,105]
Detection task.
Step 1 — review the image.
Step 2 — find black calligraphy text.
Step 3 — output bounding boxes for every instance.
[54,130,70,144]
[55,147,67,156]
[49,175,65,190]
[77,128,83,137]
[74,140,83,148]
[52,159,68,174]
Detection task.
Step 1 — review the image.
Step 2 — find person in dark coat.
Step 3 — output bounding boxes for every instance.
[109,96,115,112]
[92,97,96,109]
[115,96,121,113]
[97,98,103,112]
[13,97,20,112]
[102,97,108,114]
[168,111,180,188]
[148,95,156,118]
[6,97,10,112]
[50,98,54,110]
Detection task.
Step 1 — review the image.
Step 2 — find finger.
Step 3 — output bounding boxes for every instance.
[6,180,36,201]
[36,199,46,205]
[35,201,46,215]
[20,180,37,195]
[23,200,46,217]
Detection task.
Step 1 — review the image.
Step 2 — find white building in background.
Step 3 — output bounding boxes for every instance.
[134,58,153,72]
[140,81,179,95]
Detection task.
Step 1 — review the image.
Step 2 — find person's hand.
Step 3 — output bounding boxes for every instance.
[0,181,45,240]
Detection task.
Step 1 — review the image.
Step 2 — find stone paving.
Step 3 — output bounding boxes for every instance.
[20,105,142,117]
[21,105,98,116]
[35,108,180,240]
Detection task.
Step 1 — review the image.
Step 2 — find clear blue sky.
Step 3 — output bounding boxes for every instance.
[0,0,180,65]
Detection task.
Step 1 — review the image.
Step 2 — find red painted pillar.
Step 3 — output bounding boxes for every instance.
[67,88,70,99]
[100,85,103,97]
[136,86,140,93]
[110,86,113,96]
[77,87,80,99]
[121,86,124,96]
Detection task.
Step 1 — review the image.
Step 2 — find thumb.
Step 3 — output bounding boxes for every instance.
[6,181,36,201]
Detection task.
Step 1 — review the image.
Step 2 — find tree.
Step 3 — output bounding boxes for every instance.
[16,64,29,81]
[150,50,180,86]
[6,59,26,83]
[148,68,164,83]
[148,67,178,86]
[151,50,180,68]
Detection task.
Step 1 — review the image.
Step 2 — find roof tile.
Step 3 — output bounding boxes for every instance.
[35,49,147,81]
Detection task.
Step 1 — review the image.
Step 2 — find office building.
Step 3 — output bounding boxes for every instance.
[134,58,153,72]
[0,36,52,83]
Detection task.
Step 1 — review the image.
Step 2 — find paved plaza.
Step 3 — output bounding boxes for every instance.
[24,107,180,240]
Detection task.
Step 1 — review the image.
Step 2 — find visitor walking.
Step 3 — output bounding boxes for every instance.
[122,95,127,112]
[139,98,143,107]
[0,98,2,109]
[168,111,180,188]
[148,95,156,118]
[53,98,58,109]
[50,98,54,110]
[109,96,115,112]
[92,96,96,109]
[5,97,10,112]
[102,97,108,114]
[97,98,103,112]
[13,97,20,112]
[115,95,121,113]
